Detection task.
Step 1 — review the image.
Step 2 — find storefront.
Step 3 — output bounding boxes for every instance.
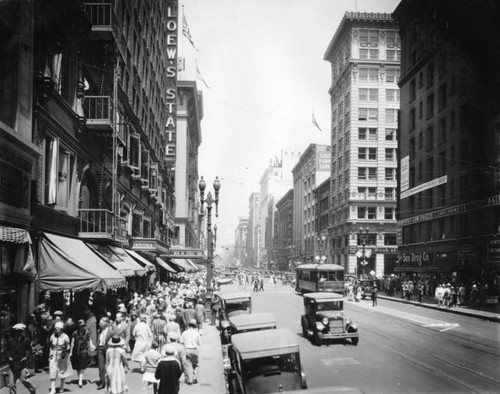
[0,227,37,331]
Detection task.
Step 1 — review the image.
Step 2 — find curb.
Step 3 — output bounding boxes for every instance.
[378,295,500,323]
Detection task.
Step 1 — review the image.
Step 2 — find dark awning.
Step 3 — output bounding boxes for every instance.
[38,233,126,292]
[124,249,156,272]
[156,257,179,273]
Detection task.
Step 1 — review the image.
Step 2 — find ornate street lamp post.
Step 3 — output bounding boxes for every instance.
[199,176,221,298]
[358,227,370,278]
[315,234,327,264]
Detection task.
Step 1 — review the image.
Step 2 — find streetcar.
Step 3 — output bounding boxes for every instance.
[294,263,346,294]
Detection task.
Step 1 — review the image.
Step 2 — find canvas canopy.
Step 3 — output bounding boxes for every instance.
[156,257,179,273]
[124,249,156,272]
[38,233,126,292]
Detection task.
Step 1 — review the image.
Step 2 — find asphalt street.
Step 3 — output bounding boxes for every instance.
[234,282,500,394]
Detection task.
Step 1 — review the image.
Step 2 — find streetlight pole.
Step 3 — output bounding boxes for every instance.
[358,227,370,278]
[199,176,221,299]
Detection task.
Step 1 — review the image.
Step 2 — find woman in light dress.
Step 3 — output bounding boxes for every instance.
[48,321,73,394]
[106,336,129,394]
[131,314,153,372]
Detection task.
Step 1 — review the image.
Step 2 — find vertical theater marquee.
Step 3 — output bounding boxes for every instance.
[165,0,178,166]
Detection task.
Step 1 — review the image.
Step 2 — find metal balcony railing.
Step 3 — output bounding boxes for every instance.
[83,96,113,129]
[83,3,112,28]
[78,209,128,240]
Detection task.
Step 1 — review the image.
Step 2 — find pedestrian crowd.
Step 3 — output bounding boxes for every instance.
[4,272,210,394]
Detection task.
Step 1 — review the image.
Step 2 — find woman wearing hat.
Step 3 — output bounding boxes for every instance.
[131,314,153,373]
[106,336,129,394]
[70,319,93,388]
[48,321,73,394]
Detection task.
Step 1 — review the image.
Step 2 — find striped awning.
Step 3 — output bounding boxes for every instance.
[0,226,31,244]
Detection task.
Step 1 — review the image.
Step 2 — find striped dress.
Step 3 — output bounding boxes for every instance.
[106,346,128,394]
[150,317,167,350]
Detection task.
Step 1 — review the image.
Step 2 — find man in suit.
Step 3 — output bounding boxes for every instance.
[96,317,114,390]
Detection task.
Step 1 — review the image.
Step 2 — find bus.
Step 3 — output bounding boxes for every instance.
[295,263,346,294]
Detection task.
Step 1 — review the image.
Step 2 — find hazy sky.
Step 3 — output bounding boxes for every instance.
[179,0,401,248]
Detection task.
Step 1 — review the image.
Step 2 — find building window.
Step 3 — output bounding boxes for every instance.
[357,207,366,219]
[368,168,377,180]
[358,168,376,180]
[359,49,379,60]
[386,89,400,103]
[418,101,423,118]
[438,118,447,142]
[409,80,416,102]
[409,138,415,160]
[439,151,446,175]
[386,31,401,45]
[385,128,397,141]
[359,88,378,102]
[368,207,377,219]
[426,94,434,119]
[358,127,377,140]
[384,233,397,244]
[426,62,434,87]
[438,84,447,110]
[427,157,434,179]
[426,126,434,150]
[385,187,395,200]
[386,109,398,123]
[418,161,423,179]
[409,108,416,131]
[450,145,456,166]
[385,148,395,161]
[359,29,379,45]
[386,69,400,83]
[358,68,379,82]
[386,49,401,61]
[418,71,423,88]
[358,108,378,121]
[384,208,395,220]
[385,168,396,181]
[45,138,75,209]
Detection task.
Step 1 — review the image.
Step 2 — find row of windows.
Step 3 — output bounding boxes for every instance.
[358,68,400,83]
[358,108,398,122]
[357,206,396,220]
[359,88,400,102]
[359,29,401,45]
[358,148,396,161]
[359,49,401,61]
[358,167,397,181]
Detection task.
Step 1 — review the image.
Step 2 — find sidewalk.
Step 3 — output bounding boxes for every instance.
[2,322,226,394]
[378,294,500,323]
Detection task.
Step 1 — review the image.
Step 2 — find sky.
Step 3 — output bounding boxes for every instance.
[179,0,401,249]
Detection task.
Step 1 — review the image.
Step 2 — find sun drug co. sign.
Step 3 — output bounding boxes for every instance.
[165,0,178,166]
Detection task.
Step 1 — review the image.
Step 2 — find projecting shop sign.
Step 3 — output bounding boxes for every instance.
[400,155,409,192]
[400,175,447,199]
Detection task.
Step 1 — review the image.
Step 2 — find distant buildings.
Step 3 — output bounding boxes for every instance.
[324,12,400,277]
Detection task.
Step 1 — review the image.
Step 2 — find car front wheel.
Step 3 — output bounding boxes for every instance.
[352,337,359,346]
[313,329,322,346]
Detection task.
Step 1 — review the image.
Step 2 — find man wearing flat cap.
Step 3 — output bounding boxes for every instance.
[7,323,36,393]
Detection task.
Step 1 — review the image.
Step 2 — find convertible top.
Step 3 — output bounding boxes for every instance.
[231,328,299,359]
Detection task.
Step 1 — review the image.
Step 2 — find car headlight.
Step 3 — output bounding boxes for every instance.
[321,317,329,326]
[345,318,351,325]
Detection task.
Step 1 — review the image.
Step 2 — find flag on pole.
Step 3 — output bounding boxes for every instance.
[182,11,199,51]
[196,63,211,89]
[312,112,323,133]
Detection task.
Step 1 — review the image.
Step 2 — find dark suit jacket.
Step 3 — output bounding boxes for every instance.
[155,357,182,394]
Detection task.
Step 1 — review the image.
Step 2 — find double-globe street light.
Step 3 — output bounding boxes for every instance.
[358,227,370,278]
[315,234,327,264]
[198,176,221,298]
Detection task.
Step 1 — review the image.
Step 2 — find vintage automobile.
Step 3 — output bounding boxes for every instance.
[301,292,359,346]
[357,279,375,299]
[218,292,252,344]
[227,328,307,394]
[224,313,278,369]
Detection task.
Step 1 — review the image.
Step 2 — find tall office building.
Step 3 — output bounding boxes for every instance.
[247,192,261,267]
[393,0,500,284]
[324,12,400,277]
[292,144,331,263]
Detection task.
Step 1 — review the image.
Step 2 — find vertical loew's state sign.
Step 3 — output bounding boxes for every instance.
[165,0,178,167]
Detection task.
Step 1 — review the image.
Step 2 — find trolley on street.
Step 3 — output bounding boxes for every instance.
[295,263,346,294]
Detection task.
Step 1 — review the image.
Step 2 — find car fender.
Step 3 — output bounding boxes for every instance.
[347,322,358,332]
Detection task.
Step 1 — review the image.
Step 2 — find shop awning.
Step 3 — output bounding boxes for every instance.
[38,233,126,292]
[107,246,148,277]
[86,243,136,277]
[156,257,179,273]
[0,226,31,243]
[186,259,201,271]
[124,249,156,272]
[169,258,195,272]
